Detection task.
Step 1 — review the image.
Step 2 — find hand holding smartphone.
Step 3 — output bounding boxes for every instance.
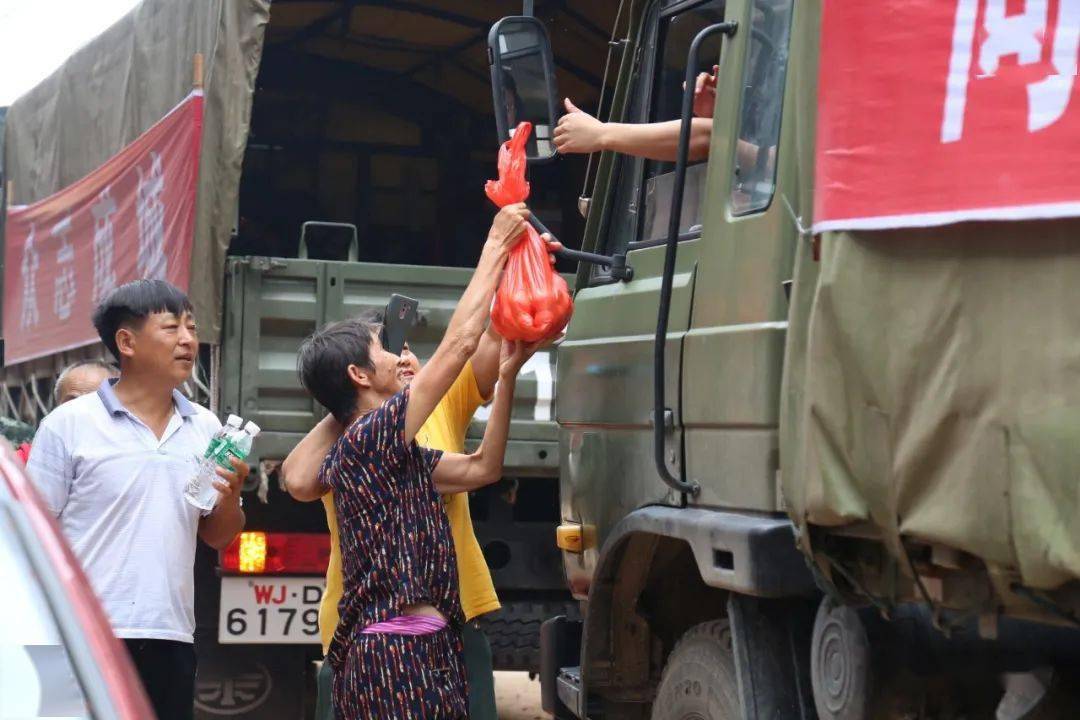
[381,294,419,356]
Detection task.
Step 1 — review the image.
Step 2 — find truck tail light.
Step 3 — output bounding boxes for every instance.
[221,532,330,575]
[236,531,267,573]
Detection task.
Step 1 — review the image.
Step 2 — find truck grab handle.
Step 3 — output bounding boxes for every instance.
[654,21,738,498]
[298,221,359,262]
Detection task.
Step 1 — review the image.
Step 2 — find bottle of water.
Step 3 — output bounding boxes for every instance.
[218,421,261,475]
[184,415,243,511]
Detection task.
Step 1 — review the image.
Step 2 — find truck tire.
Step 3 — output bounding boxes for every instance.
[651,620,739,720]
[481,600,580,673]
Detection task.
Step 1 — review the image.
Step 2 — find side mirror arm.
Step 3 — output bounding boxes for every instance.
[529,215,634,282]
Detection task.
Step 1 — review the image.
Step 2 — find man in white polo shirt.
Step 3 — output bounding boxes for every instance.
[27,279,248,720]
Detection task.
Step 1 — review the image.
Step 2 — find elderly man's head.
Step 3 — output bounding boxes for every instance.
[54,361,119,405]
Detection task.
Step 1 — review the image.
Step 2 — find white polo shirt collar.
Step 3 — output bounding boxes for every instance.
[96,378,197,447]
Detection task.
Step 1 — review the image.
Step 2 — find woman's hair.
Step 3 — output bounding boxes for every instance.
[296,312,383,424]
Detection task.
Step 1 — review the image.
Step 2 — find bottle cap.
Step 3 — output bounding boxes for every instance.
[226,414,243,427]
[244,421,261,437]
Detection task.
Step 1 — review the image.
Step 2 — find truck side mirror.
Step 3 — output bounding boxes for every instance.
[488,16,560,164]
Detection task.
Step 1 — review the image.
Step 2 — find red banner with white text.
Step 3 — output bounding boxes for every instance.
[4,91,203,364]
[813,0,1080,233]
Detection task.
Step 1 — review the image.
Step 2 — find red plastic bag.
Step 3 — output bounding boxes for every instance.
[485,122,573,343]
[484,122,531,207]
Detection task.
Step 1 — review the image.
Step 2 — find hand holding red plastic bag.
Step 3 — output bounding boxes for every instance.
[485,122,573,342]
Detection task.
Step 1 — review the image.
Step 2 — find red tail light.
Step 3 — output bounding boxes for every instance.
[221,532,330,575]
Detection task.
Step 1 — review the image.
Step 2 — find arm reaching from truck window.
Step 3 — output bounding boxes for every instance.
[555,99,714,162]
[555,99,766,173]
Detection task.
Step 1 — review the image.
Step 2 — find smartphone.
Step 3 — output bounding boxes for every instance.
[381,294,419,356]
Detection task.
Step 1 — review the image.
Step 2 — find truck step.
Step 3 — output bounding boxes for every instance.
[556,666,582,717]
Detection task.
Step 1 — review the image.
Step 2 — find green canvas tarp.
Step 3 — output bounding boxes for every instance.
[2,0,270,347]
[780,1,1080,592]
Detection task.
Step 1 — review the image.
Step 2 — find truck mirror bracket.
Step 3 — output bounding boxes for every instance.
[530,214,634,282]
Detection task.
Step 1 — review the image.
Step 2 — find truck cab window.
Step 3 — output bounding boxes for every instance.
[649,1,726,160]
[638,0,725,247]
[730,0,793,215]
[597,0,726,278]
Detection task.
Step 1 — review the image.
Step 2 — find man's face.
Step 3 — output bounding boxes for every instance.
[59,366,114,404]
[125,311,198,386]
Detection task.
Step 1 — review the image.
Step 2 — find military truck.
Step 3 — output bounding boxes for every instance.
[485,1,1080,719]
[1,1,614,717]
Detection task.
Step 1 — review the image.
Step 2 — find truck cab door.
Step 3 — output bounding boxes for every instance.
[555,0,731,592]
[680,0,796,513]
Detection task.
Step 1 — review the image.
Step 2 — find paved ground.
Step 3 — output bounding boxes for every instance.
[495,671,546,720]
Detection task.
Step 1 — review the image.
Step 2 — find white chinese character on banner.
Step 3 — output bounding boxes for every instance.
[19,224,40,330]
[52,215,76,321]
[91,186,118,303]
[136,151,168,280]
[942,0,1080,142]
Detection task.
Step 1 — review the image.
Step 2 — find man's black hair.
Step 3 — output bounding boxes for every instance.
[297,313,383,424]
[91,280,195,361]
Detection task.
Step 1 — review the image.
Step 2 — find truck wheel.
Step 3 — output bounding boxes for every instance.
[651,620,739,720]
[481,599,580,673]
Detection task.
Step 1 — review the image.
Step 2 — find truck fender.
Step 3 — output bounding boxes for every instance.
[595,506,816,599]
[579,506,817,704]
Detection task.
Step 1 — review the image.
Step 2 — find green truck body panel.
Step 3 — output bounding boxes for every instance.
[222,256,569,475]
[559,243,696,569]
[560,0,798,594]
[557,0,1080,624]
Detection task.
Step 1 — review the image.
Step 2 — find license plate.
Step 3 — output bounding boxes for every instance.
[218,576,326,644]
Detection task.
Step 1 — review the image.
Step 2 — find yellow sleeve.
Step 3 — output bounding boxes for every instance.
[439,361,486,434]
[418,361,488,453]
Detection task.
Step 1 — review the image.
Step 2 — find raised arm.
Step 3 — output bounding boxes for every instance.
[554,98,712,162]
[431,340,532,494]
[404,204,528,442]
[471,326,503,400]
[281,414,343,501]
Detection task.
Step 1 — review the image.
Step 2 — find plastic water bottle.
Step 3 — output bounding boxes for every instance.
[184,414,246,510]
[218,421,261,476]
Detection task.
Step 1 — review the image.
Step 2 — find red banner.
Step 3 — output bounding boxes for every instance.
[4,92,203,365]
[813,0,1080,233]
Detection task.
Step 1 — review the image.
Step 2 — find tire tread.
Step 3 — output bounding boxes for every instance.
[651,619,738,720]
